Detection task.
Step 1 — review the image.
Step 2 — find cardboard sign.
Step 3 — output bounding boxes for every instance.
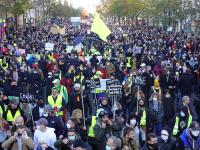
[106,79,122,95]
[106,79,119,88]
[86,79,101,89]
[66,46,73,53]
[45,43,54,51]
[132,75,146,86]
[20,93,36,103]
[50,26,66,35]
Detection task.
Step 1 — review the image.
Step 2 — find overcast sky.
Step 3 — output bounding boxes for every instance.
[66,0,101,13]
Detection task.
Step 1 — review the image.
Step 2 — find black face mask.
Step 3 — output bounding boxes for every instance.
[38,103,45,108]
[148,143,158,150]
[190,131,199,140]
[139,104,144,107]
[11,85,17,88]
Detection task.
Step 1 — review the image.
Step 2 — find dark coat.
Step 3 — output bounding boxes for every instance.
[93,119,113,150]
[70,91,92,116]
[162,97,175,119]
[147,101,164,125]
[158,136,176,150]
[32,105,41,122]
[179,73,194,96]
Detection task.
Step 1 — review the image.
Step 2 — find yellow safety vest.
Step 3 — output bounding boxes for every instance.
[140,110,146,126]
[88,116,97,137]
[126,57,131,68]
[48,95,63,116]
[74,75,84,84]
[2,63,8,70]
[6,109,21,122]
[172,115,192,136]
[0,105,6,115]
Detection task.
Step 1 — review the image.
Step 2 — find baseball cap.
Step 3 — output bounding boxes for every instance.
[52,79,60,84]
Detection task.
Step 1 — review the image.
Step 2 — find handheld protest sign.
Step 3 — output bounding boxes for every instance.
[20,93,36,103]
[132,75,146,86]
[132,75,145,113]
[45,43,54,51]
[85,79,100,109]
[106,79,122,95]
[85,79,100,92]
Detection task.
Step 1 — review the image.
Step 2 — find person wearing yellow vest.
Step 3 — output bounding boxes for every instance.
[173,106,193,137]
[88,109,108,149]
[93,109,113,150]
[126,56,132,69]
[73,70,85,88]
[91,71,103,99]
[52,79,68,104]
[0,59,8,71]
[47,87,66,118]
[3,96,23,125]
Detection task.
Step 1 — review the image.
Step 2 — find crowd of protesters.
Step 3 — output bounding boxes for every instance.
[0,17,200,150]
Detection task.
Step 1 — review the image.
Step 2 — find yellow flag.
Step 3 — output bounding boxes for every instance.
[91,13,111,42]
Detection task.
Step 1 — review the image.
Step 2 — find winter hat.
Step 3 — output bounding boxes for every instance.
[52,79,60,84]
[73,140,87,148]
[190,121,200,131]
[74,83,81,89]
[36,118,48,126]
[8,96,19,104]
[44,105,54,112]
[96,108,108,118]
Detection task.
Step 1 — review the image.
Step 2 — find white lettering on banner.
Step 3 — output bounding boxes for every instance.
[106,79,122,95]
[132,75,146,86]
[45,43,54,51]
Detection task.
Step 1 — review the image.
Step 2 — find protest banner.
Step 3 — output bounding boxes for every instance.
[66,46,73,53]
[86,79,100,90]
[45,43,54,51]
[132,75,146,86]
[20,93,36,103]
[50,26,66,35]
[106,79,122,95]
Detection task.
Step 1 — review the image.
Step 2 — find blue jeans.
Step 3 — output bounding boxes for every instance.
[154,122,162,136]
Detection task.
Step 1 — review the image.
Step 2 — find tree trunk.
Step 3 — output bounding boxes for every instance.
[118,16,121,25]
[15,16,18,31]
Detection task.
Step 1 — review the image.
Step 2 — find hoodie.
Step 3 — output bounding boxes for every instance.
[34,127,57,150]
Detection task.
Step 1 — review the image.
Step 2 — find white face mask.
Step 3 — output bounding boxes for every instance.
[191,130,200,137]
[43,113,48,117]
[161,134,168,141]
[66,123,71,129]
[130,119,136,126]
[180,111,185,117]
[106,145,111,150]
[153,97,157,101]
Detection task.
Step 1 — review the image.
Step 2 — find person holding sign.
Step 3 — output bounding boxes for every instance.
[147,93,164,136]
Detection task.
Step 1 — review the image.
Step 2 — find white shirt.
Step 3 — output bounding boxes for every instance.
[39,107,44,117]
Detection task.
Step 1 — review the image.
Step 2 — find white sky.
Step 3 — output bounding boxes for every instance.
[67,0,101,13]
